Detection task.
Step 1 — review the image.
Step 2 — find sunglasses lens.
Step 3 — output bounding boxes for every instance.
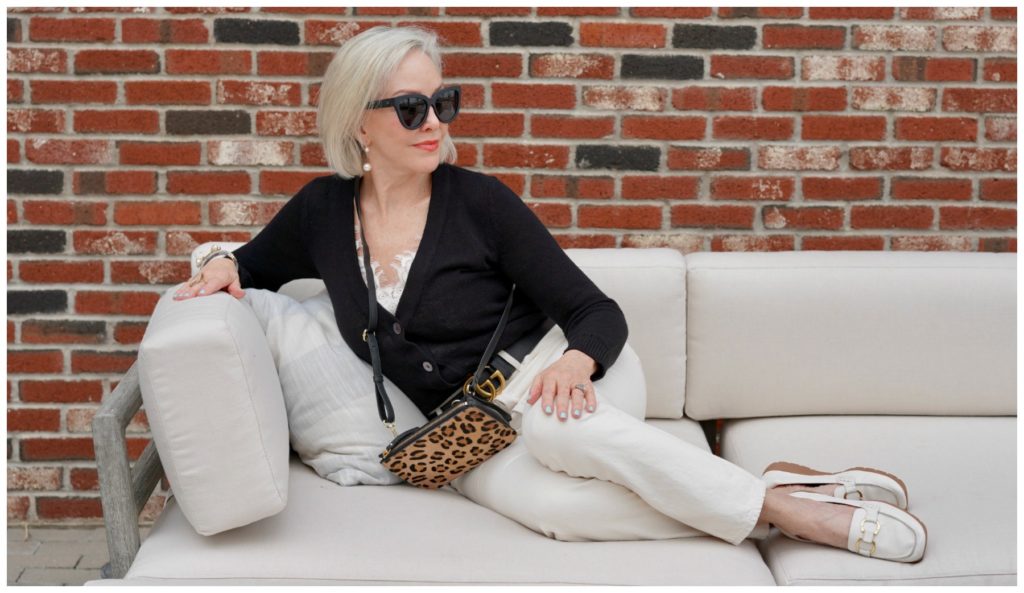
[395,96,427,129]
[435,89,459,123]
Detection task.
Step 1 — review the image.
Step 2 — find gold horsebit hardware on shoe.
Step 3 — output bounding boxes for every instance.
[463,367,506,400]
[854,518,881,557]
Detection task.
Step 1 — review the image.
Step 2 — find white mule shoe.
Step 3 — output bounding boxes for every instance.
[781,492,927,563]
[762,461,909,509]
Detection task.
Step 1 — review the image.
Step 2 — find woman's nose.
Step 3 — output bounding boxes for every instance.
[421,103,442,130]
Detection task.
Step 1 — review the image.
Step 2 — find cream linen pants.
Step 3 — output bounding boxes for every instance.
[451,326,768,546]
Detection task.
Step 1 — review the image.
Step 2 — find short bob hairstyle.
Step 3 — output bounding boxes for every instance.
[317,26,457,179]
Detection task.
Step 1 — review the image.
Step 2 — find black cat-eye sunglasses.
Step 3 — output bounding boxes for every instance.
[366,86,461,130]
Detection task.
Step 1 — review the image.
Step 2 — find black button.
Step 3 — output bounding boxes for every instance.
[422,361,434,372]
[392,322,402,335]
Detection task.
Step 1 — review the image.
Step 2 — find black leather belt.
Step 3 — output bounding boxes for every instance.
[429,317,556,418]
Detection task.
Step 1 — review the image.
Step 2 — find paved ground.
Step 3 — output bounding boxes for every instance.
[7,526,150,586]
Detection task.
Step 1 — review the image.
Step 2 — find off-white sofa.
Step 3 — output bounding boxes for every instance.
[89,246,1016,585]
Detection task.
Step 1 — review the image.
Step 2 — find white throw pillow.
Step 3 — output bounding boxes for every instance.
[243,288,428,486]
[138,288,290,536]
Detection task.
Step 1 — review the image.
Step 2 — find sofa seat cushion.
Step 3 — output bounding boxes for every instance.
[721,415,1016,585]
[124,445,775,585]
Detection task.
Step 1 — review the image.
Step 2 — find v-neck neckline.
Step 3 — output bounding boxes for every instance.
[346,165,448,326]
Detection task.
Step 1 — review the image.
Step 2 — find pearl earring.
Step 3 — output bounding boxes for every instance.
[362,145,372,173]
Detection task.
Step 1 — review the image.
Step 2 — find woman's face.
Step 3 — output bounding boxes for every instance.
[360,49,447,179]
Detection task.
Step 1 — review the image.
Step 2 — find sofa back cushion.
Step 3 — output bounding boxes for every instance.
[139,288,290,535]
[567,248,687,419]
[683,251,1016,420]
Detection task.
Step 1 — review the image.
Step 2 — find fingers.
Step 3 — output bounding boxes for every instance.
[173,269,233,301]
[583,382,597,413]
[527,376,542,405]
[539,377,556,416]
[227,276,245,299]
[570,385,586,419]
[554,380,571,422]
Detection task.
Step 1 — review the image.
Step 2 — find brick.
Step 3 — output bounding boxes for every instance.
[168,109,251,135]
[19,261,104,284]
[891,177,972,200]
[7,408,61,432]
[622,116,705,140]
[622,55,703,80]
[850,147,933,171]
[66,408,147,434]
[668,147,750,170]
[9,496,29,520]
[894,117,977,141]
[672,87,755,111]
[530,53,614,79]
[22,201,106,225]
[7,199,16,224]
[37,497,104,519]
[802,115,886,140]
[803,177,883,200]
[20,380,103,403]
[165,49,251,74]
[303,20,385,46]
[552,234,616,249]
[7,170,63,195]
[673,24,755,49]
[8,139,20,164]
[630,8,712,18]
[711,177,795,201]
[718,8,803,19]
[940,148,1016,173]
[853,25,937,51]
[8,79,24,103]
[762,206,844,230]
[529,203,571,228]
[892,236,974,251]
[125,80,211,105]
[29,17,115,42]
[259,171,325,196]
[711,55,793,80]
[71,351,138,374]
[980,178,1016,202]
[395,21,482,47]
[576,145,660,171]
[75,291,160,315]
[166,170,251,194]
[111,261,191,285]
[73,231,157,255]
[984,117,1016,142]
[70,468,99,491]
[991,8,1017,20]
[32,80,118,104]
[582,86,665,111]
[114,201,202,225]
[621,234,704,252]
[7,230,65,254]
[763,25,845,49]
[942,26,1017,52]
[851,206,934,229]
[257,50,329,76]
[26,140,113,165]
[492,83,575,109]
[73,170,157,195]
[118,141,201,166]
[209,200,286,226]
[943,89,1016,113]
[74,110,160,134]
[900,8,982,20]
[706,227,784,254]
[165,230,251,255]
[9,16,22,42]
[74,49,159,74]
[712,116,794,140]
[445,7,531,16]
[7,109,65,133]
[803,236,886,250]
[165,7,250,14]
[7,291,67,315]
[7,350,64,374]
[121,17,209,44]
[802,56,884,81]
[670,204,755,228]
[762,86,846,111]
[483,144,569,169]
[8,466,62,489]
[939,207,1016,230]
[22,319,104,345]
[978,237,1016,253]
[538,7,620,16]
[758,146,841,171]
[529,115,613,139]
[217,80,300,106]
[983,58,1016,83]
[530,176,614,199]
[578,205,662,229]
[892,57,975,82]
[214,17,299,45]
[254,111,316,136]
[353,7,435,15]
[113,321,149,344]
[621,176,700,200]
[852,87,935,112]
[809,7,894,19]
[581,23,665,48]
[6,48,67,73]
[492,174,525,196]
[490,21,573,46]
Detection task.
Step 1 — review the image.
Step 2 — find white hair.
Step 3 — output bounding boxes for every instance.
[317,26,457,179]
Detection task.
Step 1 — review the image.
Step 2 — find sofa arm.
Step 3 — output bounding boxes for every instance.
[92,362,164,579]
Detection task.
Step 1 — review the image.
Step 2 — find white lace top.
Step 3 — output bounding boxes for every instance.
[354,215,420,315]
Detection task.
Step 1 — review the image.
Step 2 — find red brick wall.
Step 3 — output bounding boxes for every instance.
[6,6,1018,525]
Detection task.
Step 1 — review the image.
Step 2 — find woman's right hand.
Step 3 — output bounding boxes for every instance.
[173,257,245,301]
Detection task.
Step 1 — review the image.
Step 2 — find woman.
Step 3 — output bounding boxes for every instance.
[174,26,926,563]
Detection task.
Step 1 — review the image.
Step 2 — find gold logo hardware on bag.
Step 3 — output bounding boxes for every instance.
[353,176,519,489]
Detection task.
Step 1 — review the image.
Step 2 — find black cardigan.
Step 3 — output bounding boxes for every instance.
[233,163,628,416]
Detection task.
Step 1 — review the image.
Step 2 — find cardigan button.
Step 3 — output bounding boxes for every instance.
[392,322,402,335]
[422,361,434,372]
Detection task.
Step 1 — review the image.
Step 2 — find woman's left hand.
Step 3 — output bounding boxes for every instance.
[526,349,598,422]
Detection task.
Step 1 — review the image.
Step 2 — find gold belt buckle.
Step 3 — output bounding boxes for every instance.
[463,367,506,401]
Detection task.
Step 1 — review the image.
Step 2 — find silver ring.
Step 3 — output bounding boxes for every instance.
[572,383,587,393]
